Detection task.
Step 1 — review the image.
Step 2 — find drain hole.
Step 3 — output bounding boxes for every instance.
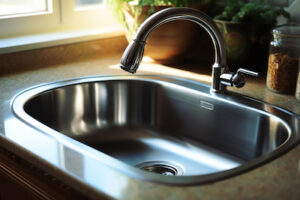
[136,161,184,176]
[141,164,177,176]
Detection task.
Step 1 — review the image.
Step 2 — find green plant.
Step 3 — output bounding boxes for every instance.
[108,0,210,26]
[215,0,290,23]
[108,0,210,39]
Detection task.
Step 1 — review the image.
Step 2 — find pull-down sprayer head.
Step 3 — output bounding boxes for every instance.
[120,40,146,73]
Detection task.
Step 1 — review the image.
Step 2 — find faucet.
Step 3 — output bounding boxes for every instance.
[119,7,258,93]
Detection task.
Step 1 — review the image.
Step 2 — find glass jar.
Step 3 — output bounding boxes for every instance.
[266,24,300,94]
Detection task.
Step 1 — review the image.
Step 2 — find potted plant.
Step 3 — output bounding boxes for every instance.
[108,0,211,63]
[214,0,290,73]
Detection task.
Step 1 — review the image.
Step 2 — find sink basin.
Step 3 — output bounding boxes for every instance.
[12,75,299,185]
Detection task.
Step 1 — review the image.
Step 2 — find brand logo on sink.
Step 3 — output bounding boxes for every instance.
[200,100,214,110]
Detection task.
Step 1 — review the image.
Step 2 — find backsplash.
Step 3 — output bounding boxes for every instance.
[0,35,127,76]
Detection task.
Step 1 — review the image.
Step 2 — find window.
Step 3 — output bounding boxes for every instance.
[0,0,50,17]
[0,0,120,38]
[75,0,104,9]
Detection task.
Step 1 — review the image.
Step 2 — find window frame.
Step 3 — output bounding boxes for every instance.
[0,0,120,38]
[0,0,60,38]
[60,0,118,30]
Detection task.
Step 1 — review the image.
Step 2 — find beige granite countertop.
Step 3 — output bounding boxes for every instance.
[0,47,300,199]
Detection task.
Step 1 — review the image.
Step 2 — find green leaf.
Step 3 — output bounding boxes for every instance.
[214,0,290,23]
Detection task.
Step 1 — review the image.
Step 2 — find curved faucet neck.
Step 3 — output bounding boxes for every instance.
[135,8,227,67]
[120,7,228,92]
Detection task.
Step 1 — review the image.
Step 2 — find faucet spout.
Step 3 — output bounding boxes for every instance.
[120,7,257,92]
[120,39,146,73]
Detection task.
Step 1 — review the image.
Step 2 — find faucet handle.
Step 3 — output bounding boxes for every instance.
[232,68,259,88]
[220,68,259,88]
[236,68,259,77]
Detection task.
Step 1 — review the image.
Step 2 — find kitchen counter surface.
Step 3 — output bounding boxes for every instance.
[0,54,299,199]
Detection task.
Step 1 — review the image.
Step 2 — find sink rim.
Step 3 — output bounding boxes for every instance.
[10,74,300,186]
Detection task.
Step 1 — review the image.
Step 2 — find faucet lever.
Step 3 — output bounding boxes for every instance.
[220,68,258,88]
[236,68,259,77]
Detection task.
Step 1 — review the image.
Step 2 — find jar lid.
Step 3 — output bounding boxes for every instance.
[273,24,300,37]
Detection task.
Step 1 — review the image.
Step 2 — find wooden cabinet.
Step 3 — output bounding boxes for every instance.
[0,147,87,200]
[0,169,40,200]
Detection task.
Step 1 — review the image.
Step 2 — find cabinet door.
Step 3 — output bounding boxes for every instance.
[0,169,40,200]
[0,148,88,200]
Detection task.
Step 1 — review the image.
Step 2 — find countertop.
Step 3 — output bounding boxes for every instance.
[0,53,300,200]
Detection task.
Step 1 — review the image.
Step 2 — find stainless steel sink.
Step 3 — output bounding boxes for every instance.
[12,75,299,185]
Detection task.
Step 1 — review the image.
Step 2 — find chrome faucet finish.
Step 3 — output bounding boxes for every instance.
[119,7,258,92]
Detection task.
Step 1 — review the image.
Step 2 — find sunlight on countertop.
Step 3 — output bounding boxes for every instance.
[109,59,212,84]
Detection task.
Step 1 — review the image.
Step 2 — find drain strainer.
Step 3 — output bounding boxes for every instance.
[136,161,184,176]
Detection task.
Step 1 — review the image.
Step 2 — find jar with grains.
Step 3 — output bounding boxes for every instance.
[266,24,300,94]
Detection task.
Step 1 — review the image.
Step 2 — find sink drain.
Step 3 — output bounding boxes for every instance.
[136,161,184,176]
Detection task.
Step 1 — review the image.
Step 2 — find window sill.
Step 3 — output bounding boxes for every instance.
[0,26,125,54]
